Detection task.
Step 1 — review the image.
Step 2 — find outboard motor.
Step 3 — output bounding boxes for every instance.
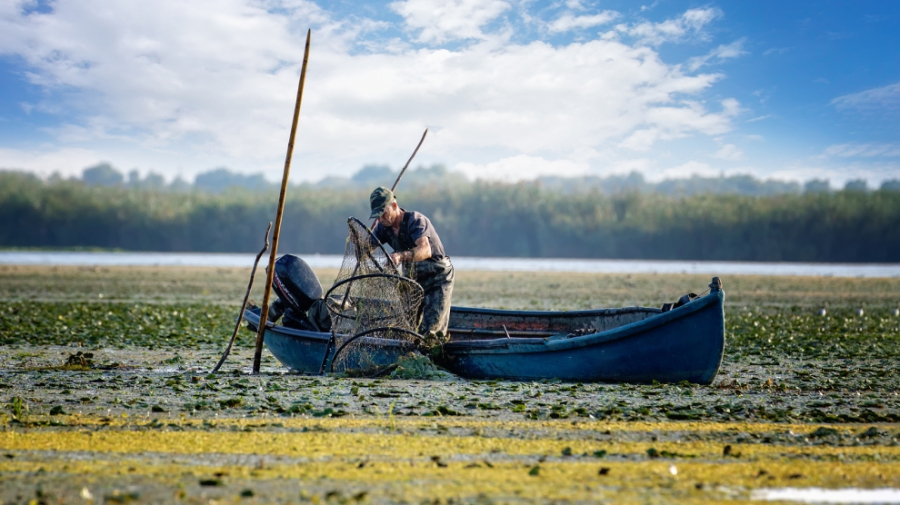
[267,255,329,331]
[272,254,322,313]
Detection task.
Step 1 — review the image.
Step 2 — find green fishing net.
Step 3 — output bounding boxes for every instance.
[323,217,425,375]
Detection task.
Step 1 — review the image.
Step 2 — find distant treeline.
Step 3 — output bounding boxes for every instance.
[40,161,900,197]
[2,170,899,262]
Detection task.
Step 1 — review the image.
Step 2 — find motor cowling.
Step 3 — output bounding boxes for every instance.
[272,254,323,313]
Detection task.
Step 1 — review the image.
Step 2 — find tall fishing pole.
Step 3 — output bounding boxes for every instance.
[252,29,312,375]
[390,128,428,193]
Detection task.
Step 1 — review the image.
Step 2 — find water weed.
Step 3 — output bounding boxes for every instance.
[1,266,898,503]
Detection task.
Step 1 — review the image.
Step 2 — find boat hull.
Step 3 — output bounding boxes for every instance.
[244,283,725,384]
[243,312,416,374]
[438,288,725,384]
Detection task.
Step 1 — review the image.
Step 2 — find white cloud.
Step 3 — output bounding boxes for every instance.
[831,81,900,111]
[0,2,742,182]
[618,99,740,151]
[711,143,743,161]
[614,8,722,46]
[0,0,333,163]
[0,147,107,176]
[823,143,900,158]
[720,98,742,116]
[390,0,510,44]
[763,47,789,56]
[454,155,588,181]
[311,39,729,161]
[686,38,747,71]
[547,11,619,33]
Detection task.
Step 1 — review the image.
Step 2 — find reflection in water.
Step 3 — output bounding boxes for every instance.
[752,487,900,503]
[0,251,898,278]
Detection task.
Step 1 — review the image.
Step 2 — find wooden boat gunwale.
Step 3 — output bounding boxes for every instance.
[243,312,331,342]
[449,305,662,319]
[245,289,723,353]
[443,288,722,353]
[244,298,685,348]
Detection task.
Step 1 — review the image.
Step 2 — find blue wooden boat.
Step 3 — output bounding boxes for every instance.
[244,277,725,384]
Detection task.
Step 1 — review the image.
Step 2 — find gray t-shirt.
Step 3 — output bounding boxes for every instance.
[373,209,446,260]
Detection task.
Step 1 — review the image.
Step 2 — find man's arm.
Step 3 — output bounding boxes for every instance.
[390,236,431,264]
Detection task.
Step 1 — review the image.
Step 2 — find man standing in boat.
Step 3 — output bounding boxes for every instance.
[369,186,454,345]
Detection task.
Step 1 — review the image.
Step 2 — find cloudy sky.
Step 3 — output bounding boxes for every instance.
[0,0,898,186]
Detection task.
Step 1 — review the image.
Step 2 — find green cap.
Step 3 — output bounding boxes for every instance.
[369,186,395,219]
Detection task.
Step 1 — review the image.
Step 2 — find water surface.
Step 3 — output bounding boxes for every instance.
[1,251,898,278]
[752,487,900,503]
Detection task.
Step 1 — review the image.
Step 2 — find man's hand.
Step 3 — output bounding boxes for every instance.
[390,237,431,264]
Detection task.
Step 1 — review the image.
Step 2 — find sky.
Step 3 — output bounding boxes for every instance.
[0,0,898,187]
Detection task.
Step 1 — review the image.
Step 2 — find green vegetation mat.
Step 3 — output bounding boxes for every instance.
[1,265,899,503]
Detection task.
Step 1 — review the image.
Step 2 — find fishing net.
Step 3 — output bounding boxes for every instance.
[322,217,425,375]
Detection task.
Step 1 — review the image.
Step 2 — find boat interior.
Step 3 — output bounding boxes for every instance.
[447,306,663,341]
[251,292,704,343]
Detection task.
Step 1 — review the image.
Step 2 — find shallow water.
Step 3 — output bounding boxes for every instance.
[752,487,900,503]
[1,266,899,504]
[2,343,899,505]
[1,251,898,277]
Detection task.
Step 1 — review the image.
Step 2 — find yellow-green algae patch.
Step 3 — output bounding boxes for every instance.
[4,431,899,464]
[4,417,898,502]
[16,413,898,436]
[1,454,898,502]
[3,422,900,461]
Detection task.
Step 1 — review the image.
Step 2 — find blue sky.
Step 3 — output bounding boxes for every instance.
[0,0,898,186]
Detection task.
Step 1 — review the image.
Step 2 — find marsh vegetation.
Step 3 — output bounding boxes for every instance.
[1,265,898,503]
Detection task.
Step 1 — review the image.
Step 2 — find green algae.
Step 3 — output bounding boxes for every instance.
[4,347,898,425]
[389,353,455,380]
[1,266,899,503]
[0,301,237,348]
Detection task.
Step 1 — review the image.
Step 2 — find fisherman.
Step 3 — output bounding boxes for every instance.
[369,186,454,344]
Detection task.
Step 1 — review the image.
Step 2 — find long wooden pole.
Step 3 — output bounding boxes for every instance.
[252,29,312,374]
[211,221,271,373]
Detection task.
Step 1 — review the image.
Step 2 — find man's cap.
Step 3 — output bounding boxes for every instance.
[369,186,395,219]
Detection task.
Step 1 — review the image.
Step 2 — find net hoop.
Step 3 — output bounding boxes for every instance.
[329,326,424,373]
[320,216,426,377]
